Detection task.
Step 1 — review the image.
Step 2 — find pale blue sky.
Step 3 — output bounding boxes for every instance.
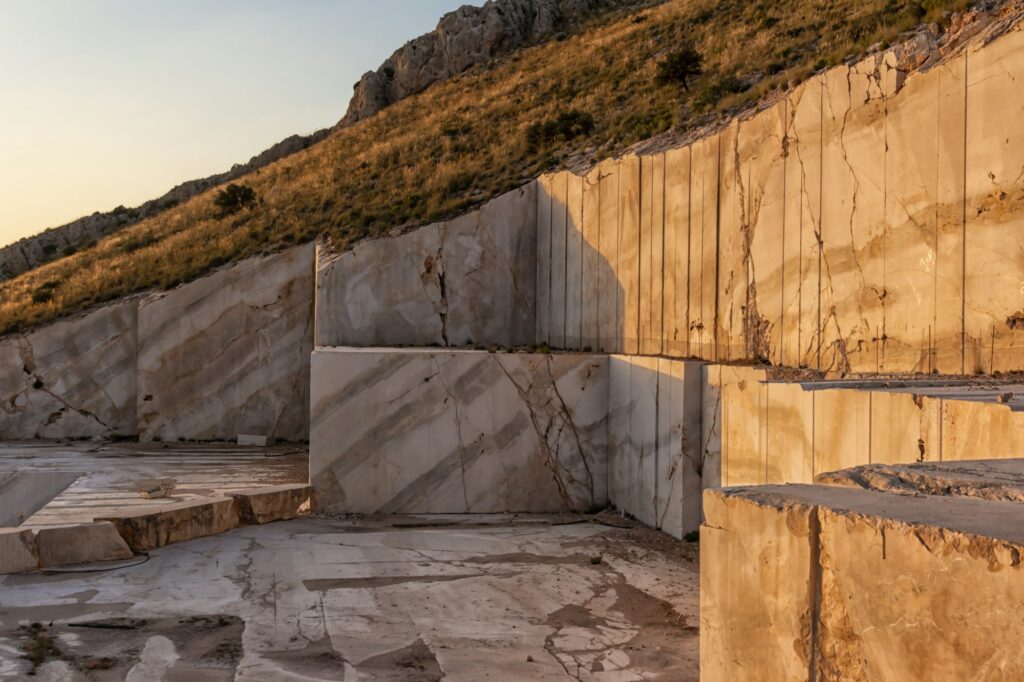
[0,0,469,247]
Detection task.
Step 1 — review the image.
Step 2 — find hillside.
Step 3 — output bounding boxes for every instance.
[0,0,975,334]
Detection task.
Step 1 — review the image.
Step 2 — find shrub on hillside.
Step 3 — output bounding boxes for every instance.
[213,183,257,216]
[655,44,704,90]
[525,110,595,152]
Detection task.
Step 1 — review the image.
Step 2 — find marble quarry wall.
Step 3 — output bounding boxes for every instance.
[707,369,1024,487]
[0,244,315,441]
[537,24,1024,374]
[315,185,536,348]
[0,300,138,439]
[702,471,1024,681]
[309,348,608,514]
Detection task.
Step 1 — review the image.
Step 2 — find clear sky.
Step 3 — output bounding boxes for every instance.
[0,0,469,247]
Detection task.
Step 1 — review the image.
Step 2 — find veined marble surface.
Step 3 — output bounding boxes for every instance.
[310,348,607,514]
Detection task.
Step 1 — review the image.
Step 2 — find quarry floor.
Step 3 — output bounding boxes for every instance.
[0,514,700,681]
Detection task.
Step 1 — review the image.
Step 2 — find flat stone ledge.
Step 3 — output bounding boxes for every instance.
[35,522,132,568]
[0,527,39,574]
[96,496,240,552]
[816,458,1024,502]
[230,484,314,524]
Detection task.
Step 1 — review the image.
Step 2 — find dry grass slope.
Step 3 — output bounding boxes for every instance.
[0,0,971,333]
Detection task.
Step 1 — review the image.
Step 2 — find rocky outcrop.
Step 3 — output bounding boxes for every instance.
[341,0,645,125]
[0,130,328,281]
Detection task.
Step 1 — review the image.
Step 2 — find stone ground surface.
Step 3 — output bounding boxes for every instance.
[0,442,308,527]
[0,515,699,681]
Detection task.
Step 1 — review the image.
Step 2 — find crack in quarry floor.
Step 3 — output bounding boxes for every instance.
[0,515,700,681]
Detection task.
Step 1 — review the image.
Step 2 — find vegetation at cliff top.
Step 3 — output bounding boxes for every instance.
[0,0,973,334]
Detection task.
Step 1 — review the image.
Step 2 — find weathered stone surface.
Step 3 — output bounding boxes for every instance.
[564,173,585,349]
[319,187,536,350]
[536,175,553,346]
[138,244,314,442]
[97,497,240,552]
[0,527,38,575]
[816,458,1024,502]
[231,484,314,525]
[580,165,602,351]
[663,146,690,358]
[702,482,1024,680]
[35,522,133,567]
[655,358,703,538]
[608,355,658,527]
[549,172,569,348]
[942,397,1024,460]
[597,159,620,352]
[700,487,816,682]
[690,134,720,360]
[0,300,137,439]
[310,349,608,514]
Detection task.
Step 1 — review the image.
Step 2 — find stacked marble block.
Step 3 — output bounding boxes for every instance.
[0,243,315,442]
[707,365,1024,487]
[701,459,1024,681]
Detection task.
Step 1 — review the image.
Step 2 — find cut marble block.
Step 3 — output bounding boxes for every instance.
[310,349,608,514]
[715,366,769,486]
[0,300,137,439]
[716,121,744,361]
[816,458,1024,502]
[618,156,641,355]
[564,173,584,349]
[443,184,537,347]
[97,497,240,552]
[597,159,620,353]
[741,101,788,367]
[764,381,814,484]
[638,154,665,356]
[549,172,569,348]
[868,391,940,464]
[536,174,553,345]
[0,471,80,527]
[941,398,1024,460]
[812,389,870,477]
[820,58,887,374]
[689,134,720,360]
[0,528,38,575]
[663,146,691,357]
[138,244,314,442]
[35,522,133,568]
[580,166,602,350]
[702,483,1024,681]
[655,358,702,538]
[964,26,1024,373]
[700,487,817,682]
[626,355,659,527]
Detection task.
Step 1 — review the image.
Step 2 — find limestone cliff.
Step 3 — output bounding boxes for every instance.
[340,0,648,125]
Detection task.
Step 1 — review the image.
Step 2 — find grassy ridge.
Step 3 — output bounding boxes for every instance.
[0,0,970,333]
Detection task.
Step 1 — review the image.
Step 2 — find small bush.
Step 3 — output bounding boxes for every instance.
[213,183,257,216]
[655,44,704,90]
[525,110,595,152]
[694,74,749,110]
[31,280,60,305]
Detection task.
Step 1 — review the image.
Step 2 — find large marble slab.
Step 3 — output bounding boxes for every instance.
[0,300,137,439]
[310,349,608,514]
[137,244,314,442]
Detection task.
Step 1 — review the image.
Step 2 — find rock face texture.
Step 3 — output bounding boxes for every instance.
[0,300,138,439]
[341,0,639,125]
[316,185,536,348]
[534,20,1024,374]
[137,243,315,442]
[0,131,328,281]
[310,348,609,514]
[817,458,1024,502]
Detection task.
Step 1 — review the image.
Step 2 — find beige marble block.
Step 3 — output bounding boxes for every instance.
[536,173,552,345]
[598,159,621,352]
[742,102,788,366]
[139,244,314,442]
[628,355,659,527]
[720,366,768,486]
[812,389,871,476]
[655,358,703,538]
[618,156,641,355]
[690,134,720,360]
[649,153,665,357]
[549,172,569,348]
[0,300,137,440]
[581,166,602,350]
[868,391,941,464]
[782,76,824,369]
[964,26,1024,373]
[700,487,816,682]
[941,398,1024,461]
[716,122,744,362]
[663,146,691,357]
[565,172,585,349]
[820,60,887,374]
[765,381,814,484]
